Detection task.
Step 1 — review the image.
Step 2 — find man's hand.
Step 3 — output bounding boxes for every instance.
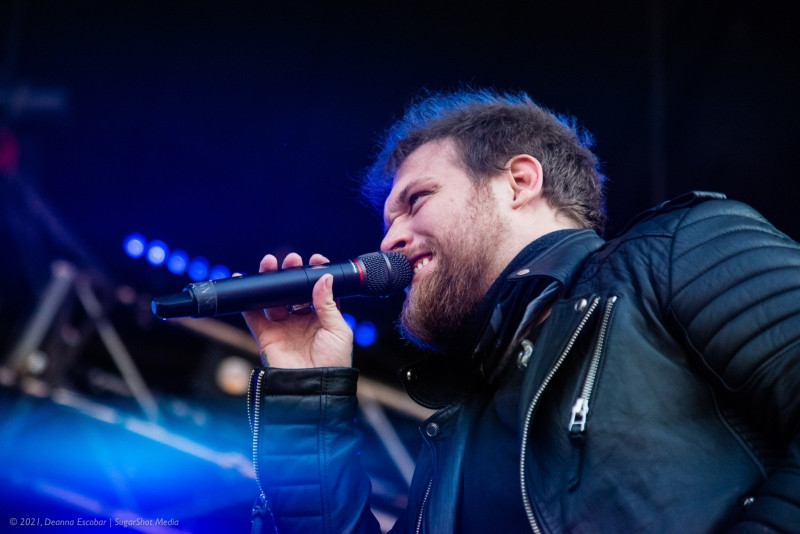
[242,252,354,368]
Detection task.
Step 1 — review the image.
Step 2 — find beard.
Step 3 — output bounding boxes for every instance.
[399,194,508,353]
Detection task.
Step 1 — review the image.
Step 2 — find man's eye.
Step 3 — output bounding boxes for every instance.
[409,191,426,209]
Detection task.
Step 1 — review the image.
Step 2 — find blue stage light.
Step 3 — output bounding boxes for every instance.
[354,321,378,347]
[146,240,169,266]
[188,257,210,281]
[123,233,147,258]
[209,265,231,280]
[167,249,190,275]
[123,233,230,284]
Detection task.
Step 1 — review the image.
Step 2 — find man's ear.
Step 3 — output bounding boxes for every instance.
[506,154,544,209]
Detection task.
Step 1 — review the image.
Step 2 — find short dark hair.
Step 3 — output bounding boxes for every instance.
[361,88,607,233]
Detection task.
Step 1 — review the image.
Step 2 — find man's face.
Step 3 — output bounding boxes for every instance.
[381,140,511,352]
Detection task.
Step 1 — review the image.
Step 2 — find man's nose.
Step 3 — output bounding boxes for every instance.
[380,220,410,252]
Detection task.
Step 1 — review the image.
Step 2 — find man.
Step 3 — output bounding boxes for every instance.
[244,89,800,533]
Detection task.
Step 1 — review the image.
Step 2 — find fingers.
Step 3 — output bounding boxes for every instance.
[240,250,353,368]
[281,252,303,270]
[254,252,331,323]
[309,253,329,266]
[258,253,279,273]
[259,252,328,272]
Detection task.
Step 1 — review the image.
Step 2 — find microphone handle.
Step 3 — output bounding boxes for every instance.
[188,260,364,317]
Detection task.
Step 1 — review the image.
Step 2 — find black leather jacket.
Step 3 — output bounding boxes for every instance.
[249,192,800,533]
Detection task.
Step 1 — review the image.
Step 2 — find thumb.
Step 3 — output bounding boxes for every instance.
[312,274,348,332]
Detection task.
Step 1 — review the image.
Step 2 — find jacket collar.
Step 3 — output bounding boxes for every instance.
[505,229,605,287]
[400,229,606,409]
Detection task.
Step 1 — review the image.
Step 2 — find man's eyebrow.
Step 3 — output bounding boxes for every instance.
[383,181,414,233]
[392,182,413,211]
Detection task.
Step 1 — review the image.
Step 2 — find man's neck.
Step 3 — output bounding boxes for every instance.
[453,228,581,361]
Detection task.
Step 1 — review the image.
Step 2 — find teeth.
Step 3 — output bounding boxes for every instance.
[414,257,430,274]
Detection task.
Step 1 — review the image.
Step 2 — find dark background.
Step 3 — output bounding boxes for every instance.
[0,0,798,531]
[4,1,799,291]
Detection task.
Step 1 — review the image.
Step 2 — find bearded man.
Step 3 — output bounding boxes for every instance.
[244,89,800,533]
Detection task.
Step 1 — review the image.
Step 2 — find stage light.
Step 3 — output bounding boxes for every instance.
[209,265,231,280]
[122,233,230,284]
[167,249,189,275]
[188,256,210,281]
[354,320,378,347]
[215,356,252,396]
[123,233,147,258]
[146,240,169,266]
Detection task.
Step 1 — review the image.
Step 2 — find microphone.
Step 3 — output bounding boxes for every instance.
[151,251,412,319]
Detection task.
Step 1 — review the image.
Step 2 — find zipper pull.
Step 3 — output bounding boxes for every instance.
[569,397,589,433]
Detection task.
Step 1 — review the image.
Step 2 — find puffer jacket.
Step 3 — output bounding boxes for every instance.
[249,192,800,533]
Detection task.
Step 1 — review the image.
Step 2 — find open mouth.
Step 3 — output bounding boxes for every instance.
[412,255,433,276]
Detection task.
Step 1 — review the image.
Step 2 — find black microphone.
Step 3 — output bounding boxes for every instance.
[151,251,412,319]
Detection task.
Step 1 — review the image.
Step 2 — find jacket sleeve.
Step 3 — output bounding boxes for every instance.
[249,366,383,534]
[666,198,800,532]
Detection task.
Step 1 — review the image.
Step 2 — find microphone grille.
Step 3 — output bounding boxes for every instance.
[358,251,412,296]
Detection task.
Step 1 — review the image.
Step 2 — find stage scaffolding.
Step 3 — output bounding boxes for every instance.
[0,258,432,532]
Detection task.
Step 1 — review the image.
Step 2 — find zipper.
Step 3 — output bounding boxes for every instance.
[414,475,433,534]
[519,296,601,534]
[568,296,618,433]
[248,367,268,501]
